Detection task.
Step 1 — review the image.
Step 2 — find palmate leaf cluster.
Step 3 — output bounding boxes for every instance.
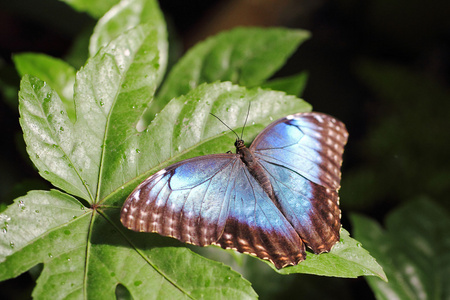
[1,0,386,298]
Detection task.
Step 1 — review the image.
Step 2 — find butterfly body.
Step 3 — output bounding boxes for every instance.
[235,139,277,204]
[121,112,348,269]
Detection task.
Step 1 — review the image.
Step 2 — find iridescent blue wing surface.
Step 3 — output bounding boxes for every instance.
[121,154,306,268]
[121,154,237,246]
[250,112,348,253]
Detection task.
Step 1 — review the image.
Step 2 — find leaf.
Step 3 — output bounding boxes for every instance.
[351,198,450,300]
[59,0,120,19]
[19,75,91,200]
[0,191,257,299]
[150,27,310,120]
[14,53,77,121]
[3,3,383,297]
[5,22,314,298]
[341,61,450,210]
[101,81,312,206]
[261,71,309,97]
[277,229,386,279]
[89,0,168,85]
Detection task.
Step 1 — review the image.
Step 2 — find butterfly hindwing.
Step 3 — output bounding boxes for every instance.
[251,112,348,253]
[214,163,305,268]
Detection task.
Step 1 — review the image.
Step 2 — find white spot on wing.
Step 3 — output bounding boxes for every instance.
[223,233,232,240]
[315,115,325,123]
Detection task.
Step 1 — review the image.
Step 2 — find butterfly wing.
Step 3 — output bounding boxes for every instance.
[250,112,348,253]
[121,154,305,268]
[121,154,237,246]
[213,162,305,268]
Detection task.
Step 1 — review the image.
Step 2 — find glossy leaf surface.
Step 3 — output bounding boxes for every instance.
[352,199,450,300]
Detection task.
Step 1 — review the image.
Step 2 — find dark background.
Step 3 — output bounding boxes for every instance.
[1,0,449,299]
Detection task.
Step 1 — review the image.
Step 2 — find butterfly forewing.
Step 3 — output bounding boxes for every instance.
[251,112,348,253]
[251,112,348,190]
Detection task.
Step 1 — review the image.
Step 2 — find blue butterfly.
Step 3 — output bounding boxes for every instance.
[121,112,348,269]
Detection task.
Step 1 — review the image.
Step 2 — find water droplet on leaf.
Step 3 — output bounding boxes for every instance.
[18,201,25,210]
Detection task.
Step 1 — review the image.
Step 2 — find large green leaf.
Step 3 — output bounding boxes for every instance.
[2,2,385,297]
[261,71,309,97]
[149,27,310,122]
[4,25,260,299]
[89,0,167,78]
[59,0,120,18]
[351,198,450,300]
[14,53,77,121]
[278,229,386,279]
[101,81,311,205]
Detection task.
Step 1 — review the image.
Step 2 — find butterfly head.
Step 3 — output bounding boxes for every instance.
[234,139,246,150]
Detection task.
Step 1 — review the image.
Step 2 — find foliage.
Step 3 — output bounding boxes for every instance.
[0,0,385,298]
[341,61,450,211]
[352,199,450,300]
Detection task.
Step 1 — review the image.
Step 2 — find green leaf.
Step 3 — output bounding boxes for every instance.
[351,198,450,300]
[14,53,77,122]
[89,0,168,84]
[3,4,381,296]
[261,71,309,97]
[19,75,92,200]
[0,191,257,299]
[59,0,120,19]
[277,229,386,279]
[75,23,162,203]
[152,27,310,119]
[9,23,313,298]
[342,61,450,210]
[101,81,312,205]
[0,190,87,266]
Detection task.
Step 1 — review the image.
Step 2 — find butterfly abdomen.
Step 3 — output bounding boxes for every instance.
[237,144,277,204]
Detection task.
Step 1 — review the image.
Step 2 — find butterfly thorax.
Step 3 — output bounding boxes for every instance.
[235,139,277,204]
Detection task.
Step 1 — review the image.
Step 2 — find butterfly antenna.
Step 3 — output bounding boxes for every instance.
[210,113,240,140]
[240,102,251,139]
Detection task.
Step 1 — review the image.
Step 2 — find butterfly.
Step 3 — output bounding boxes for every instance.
[121,111,348,269]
